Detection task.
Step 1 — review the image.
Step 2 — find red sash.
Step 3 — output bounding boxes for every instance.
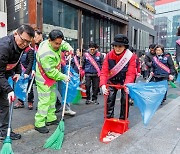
[6,52,23,71]
[153,56,170,73]
[84,52,101,76]
[37,62,61,87]
[108,49,133,79]
[74,55,80,70]
[60,52,66,66]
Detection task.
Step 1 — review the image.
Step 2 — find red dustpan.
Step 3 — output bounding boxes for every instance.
[99,84,129,143]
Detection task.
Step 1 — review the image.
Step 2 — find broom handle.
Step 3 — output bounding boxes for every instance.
[7,101,14,137]
[27,75,35,94]
[61,54,72,120]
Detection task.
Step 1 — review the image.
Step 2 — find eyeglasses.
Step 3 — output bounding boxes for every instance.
[18,33,32,45]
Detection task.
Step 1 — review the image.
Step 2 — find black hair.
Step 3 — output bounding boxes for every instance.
[17,24,35,38]
[149,43,156,49]
[35,29,42,35]
[49,30,64,41]
[89,42,97,48]
[154,44,164,52]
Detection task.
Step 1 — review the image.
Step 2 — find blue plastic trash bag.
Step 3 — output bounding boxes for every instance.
[8,77,14,88]
[176,73,180,83]
[126,80,168,125]
[14,75,29,102]
[59,65,80,103]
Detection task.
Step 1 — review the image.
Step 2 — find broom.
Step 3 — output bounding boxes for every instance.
[0,100,14,154]
[169,81,177,88]
[43,54,72,150]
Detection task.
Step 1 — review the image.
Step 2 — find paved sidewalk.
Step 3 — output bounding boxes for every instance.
[0,94,180,154]
[93,96,180,154]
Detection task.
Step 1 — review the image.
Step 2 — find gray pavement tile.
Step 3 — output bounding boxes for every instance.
[127,137,175,154]
[144,123,180,144]
[172,145,180,154]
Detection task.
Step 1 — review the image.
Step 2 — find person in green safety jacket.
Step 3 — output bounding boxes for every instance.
[34,30,72,133]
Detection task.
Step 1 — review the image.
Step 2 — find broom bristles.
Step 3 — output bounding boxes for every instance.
[0,143,14,154]
[43,121,64,150]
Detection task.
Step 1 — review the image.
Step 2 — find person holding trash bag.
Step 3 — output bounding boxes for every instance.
[100,34,136,119]
[150,44,176,104]
[0,24,35,140]
[34,29,71,134]
[13,45,34,110]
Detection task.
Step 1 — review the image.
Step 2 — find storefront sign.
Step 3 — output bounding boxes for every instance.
[128,0,140,9]
[146,3,155,13]
[140,2,155,13]
[81,0,128,21]
[113,11,128,20]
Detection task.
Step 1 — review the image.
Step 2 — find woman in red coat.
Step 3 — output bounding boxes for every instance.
[100,34,136,119]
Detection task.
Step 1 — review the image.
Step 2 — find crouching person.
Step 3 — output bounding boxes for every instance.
[100,34,136,119]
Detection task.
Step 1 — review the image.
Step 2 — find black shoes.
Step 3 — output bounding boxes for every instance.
[129,98,134,106]
[85,100,99,105]
[34,126,49,134]
[92,100,99,105]
[0,130,21,140]
[46,120,59,126]
[85,100,92,105]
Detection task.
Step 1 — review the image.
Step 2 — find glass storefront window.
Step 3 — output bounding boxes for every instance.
[82,12,123,53]
[43,0,78,49]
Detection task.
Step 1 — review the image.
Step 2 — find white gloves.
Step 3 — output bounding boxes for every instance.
[31,70,36,77]
[169,75,174,81]
[101,85,109,95]
[124,87,129,94]
[8,91,15,103]
[64,76,70,82]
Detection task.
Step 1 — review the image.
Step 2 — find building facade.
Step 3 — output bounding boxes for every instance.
[155,0,180,51]
[127,0,156,54]
[42,0,129,53]
[6,0,156,53]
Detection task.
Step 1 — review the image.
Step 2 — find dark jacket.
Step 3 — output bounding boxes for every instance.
[100,49,137,86]
[82,50,104,75]
[151,53,176,78]
[0,35,23,94]
[21,47,34,75]
[144,52,156,68]
[176,39,180,65]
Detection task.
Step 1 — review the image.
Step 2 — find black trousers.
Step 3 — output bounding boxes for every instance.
[85,75,99,101]
[107,86,129,119]
[0,89,9,130]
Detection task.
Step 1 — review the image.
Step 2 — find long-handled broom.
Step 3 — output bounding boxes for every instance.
[0,100,14,154]
[43,54,72,150]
